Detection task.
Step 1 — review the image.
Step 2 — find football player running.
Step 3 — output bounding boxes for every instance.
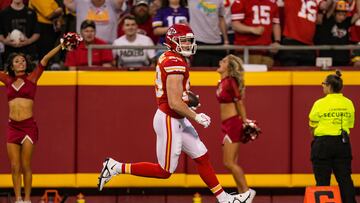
[98,24,252,203]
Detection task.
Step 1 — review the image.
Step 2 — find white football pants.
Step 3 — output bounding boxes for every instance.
[153,109,208,173]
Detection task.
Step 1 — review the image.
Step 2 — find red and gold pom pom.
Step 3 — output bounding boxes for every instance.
[241,120,261,144]
[60,32,83,51]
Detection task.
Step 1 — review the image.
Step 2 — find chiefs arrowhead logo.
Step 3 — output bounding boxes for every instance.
[167,27,177,36]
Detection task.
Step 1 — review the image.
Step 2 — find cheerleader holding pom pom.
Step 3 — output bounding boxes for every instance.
[60,32,83,51]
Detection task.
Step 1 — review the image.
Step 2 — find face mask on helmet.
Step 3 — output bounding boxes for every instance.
[172,33,197,57]
[165,24,197,57]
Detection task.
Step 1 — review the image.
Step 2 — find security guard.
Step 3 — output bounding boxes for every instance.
[309,70,356,203]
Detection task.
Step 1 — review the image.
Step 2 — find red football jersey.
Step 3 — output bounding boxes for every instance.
[155,50,190,118]
[349,2,360,42]
[231,0,280,45]
[283,0,323,45]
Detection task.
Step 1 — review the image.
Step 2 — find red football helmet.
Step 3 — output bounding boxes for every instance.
[164,24,197,57]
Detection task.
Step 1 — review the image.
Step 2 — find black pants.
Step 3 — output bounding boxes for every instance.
[191,41,226,67]
[311,136,356,203]
[278,37,315,66]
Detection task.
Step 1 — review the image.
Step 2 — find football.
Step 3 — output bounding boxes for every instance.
[187,91,200,108]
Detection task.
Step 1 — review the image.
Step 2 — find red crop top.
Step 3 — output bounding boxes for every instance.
[216,76,242,103]
[0,64,45,101]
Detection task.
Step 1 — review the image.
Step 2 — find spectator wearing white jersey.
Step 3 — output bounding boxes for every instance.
[113,14,155,69]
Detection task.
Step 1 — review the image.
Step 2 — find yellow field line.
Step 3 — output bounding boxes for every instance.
[2,71,359,86]
[1,174,359,188]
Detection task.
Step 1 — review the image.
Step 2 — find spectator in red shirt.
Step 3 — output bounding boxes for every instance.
[231,0,281,67]
[65,20,113,70]
[349,0,360,43]
[279,0,330,66]
[0,0,12,10]
[0,0,27,10]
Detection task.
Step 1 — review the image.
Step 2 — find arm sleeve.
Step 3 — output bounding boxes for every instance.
[309,102,320,127]
[272,3,280,24]
[218,0,225,17]
[0,72,11,85]
[31,0,60,19]
[229,78,242,102]
[152,9,163,28]
[162,58,187,75]
[28,63,45,83]
[185,9,190,21]
[231,0,245,21]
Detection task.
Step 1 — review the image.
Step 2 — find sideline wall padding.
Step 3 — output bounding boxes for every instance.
[186,86,292,174]
[0,89,9,173]
[291,71,360,174]
[34,87,77,173]
[76,86,186,173]
[292,86,360,173]
[0,70,360,188]
[291,86,321,174]
[0,86,76,174]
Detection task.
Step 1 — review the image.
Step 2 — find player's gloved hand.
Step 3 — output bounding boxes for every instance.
[195,113,211,128]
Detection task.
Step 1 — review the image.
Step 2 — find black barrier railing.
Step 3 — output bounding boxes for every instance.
[87,44,360,66]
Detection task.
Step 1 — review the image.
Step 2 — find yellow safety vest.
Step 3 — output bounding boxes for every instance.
[309,93,355,136]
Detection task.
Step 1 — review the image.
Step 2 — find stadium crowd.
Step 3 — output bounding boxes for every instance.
[0,0,359,70]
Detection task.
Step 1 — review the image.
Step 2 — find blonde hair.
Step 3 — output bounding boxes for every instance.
[226,54,245,96]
